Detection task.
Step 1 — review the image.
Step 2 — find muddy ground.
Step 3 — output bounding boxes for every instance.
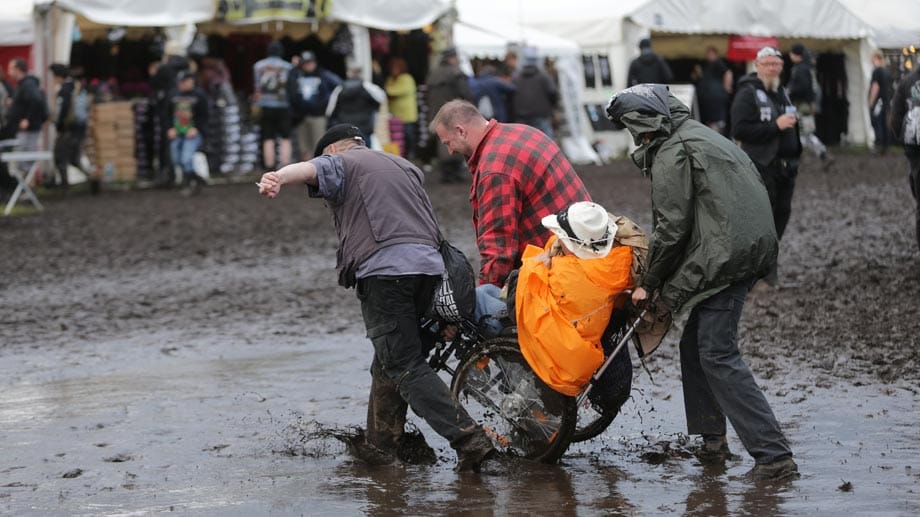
[1,150,918,515]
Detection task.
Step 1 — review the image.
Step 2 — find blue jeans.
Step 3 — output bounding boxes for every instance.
[518,117,554,139]
[679,279,792,464]
[473,284,508,337]
[170,134,202,178]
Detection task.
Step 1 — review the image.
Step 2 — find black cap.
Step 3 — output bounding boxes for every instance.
[49,63,70,78]
[177,70,195,82]
[639,38,652,50]
[790,43,806,56]
[314,124,365,157]
[441,47,458,60]
[301,50,316,62]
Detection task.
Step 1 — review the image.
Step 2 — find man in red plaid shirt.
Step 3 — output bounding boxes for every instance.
[430,99,590,286]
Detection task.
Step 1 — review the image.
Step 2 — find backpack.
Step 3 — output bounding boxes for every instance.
[430,237,476,323]
[903,80,920,146]
[65,82,89,127]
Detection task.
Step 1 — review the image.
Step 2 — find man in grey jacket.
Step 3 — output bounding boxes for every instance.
[258,124,494,472]
[606,84,798,481]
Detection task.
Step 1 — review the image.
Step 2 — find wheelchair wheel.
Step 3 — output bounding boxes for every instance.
[451,337,576,464]
[572,401,618,443]
[571,325,634,443]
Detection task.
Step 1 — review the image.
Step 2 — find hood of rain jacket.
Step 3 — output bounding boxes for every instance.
[605,85,778,313]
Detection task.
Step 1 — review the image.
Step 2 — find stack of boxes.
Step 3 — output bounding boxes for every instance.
[86,101,137,182]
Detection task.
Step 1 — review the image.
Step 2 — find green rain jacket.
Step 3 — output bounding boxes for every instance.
[616,88,777,313]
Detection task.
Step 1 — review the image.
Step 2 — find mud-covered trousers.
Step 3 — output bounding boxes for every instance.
[679,279,793,465]
[356,274,482,454]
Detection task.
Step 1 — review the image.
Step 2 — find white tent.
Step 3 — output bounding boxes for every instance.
[501,0,877,149]
[0,0,36,46]
[453,18,600,164]
[838,0,920,50]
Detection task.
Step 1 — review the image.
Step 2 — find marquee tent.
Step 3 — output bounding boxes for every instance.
[453,19,600,164]
[838,0,920,50]
[489,0,878,149]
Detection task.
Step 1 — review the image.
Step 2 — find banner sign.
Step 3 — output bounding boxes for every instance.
[217,0,333,23]
[726,35,779,62]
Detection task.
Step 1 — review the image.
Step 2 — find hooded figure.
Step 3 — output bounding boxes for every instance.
[606,84,777,312]
[626,38,673,87]
[605,84,798,481]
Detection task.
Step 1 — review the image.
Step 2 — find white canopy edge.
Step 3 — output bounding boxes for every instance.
[329,0,450,31]
[626,0,873,40]
[53,0,215,27]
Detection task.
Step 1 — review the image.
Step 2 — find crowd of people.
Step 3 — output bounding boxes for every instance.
[2,33,919,481]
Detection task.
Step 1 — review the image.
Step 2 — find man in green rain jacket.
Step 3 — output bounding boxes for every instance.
[606,84,797,481]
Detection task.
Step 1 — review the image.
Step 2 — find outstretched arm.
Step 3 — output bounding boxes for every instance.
[258,160,318,198]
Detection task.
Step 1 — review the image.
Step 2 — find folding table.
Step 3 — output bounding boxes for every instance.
[2,145,52,215]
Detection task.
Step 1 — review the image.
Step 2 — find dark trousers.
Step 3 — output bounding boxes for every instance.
[357,275,479,452]
[757,160,797,283]
[907,147,920,249]
[53,128,87,188]
[871,105,891,151]
[679,280,792,465]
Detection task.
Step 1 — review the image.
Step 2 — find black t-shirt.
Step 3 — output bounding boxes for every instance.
[871,66,892,103]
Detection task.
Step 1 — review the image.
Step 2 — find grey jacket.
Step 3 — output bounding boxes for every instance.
[310,147,440,287]
[607,84,777,313]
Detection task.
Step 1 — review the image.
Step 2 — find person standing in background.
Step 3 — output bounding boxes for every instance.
[385,58,419,160]
[787,43,830,163]
[425,48,472,184]
[470,64,515,124]
[696,47,733,135]
[253,40,293,170]
[512,48,557,139]
[890,56,920,250]
[731,46,802,289]
[869,50,893,154]
[627,38,673,87]
[166,70,209,196]
[287,50,342,161]
[326,65,386,147]
[49,63,89,190]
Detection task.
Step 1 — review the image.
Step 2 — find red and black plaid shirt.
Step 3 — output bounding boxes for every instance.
[468,120,590,286]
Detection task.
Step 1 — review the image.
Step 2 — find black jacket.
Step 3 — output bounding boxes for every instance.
[787,59,816,104]
[890,67,920,147]
[730,73,802,168]
[5,75,48,135]
[627,52,673,86]
[327,79,383,139]
[54,79,87,132]
[512,65,557,119]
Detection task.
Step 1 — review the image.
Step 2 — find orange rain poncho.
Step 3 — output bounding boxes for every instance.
[515,236,634,396]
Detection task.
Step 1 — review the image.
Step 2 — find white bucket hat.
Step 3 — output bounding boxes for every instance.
[541,202,617,259]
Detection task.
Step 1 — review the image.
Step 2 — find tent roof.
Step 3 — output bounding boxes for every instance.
[11,0,448,31]
[627,0,873,40]
[330,0,450,31]
[0,0,36,45]
[54,0,214,27]
[455,20,580,58]
[837,0,920,48]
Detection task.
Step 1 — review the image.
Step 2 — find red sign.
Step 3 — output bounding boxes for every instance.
[726,35,779,62]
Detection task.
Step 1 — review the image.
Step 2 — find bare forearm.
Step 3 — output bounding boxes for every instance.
[275,160,318,186]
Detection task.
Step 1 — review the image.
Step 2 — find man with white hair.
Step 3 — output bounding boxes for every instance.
[730,46,802,288]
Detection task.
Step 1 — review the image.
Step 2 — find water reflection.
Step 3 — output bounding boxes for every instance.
[683,462,790,516]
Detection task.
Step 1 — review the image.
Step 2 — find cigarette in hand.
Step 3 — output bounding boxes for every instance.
[255,182,264,188]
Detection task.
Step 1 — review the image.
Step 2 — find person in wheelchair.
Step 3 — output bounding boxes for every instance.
[474,201,645,399]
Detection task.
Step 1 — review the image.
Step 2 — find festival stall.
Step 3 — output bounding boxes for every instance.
[453,19,601,164]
